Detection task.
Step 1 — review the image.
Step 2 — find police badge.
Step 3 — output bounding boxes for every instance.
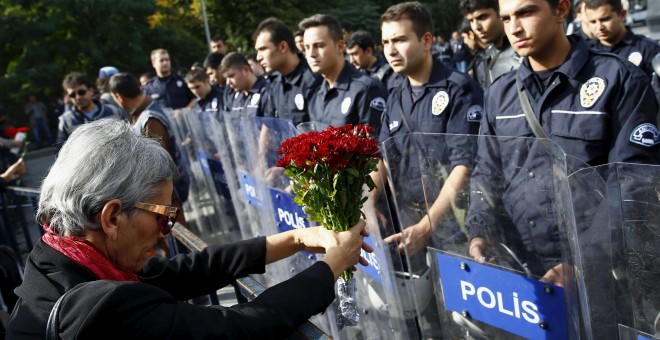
[579,77,606,108]
[341,97,352,115]
[250,93,261,107]
[432,91,449,116]
[628,52,642,67]
[294,93,305,111]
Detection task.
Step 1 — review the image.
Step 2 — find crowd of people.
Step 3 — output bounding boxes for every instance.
[2,0,660,338]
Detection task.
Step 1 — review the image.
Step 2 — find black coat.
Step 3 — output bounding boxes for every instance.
[7,237,335,339]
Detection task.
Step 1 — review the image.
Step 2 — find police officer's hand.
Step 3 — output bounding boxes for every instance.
[383,221,432,256]
[540,263,564,287]
[468,237,494,263]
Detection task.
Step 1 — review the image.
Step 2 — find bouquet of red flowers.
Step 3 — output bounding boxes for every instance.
[276,124,381,328]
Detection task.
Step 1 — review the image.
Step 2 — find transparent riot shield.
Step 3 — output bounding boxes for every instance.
[568,163,660,340]
[167,108,242,245]
[382,133,580,339]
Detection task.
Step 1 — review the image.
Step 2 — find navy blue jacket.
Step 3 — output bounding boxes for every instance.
[308,62,387,135]
[144,74,196,109]
[591,29,660,78]
[224,76,270,117]
[263,57,322,126]
[466,37,660,268]
[379,58,483,204]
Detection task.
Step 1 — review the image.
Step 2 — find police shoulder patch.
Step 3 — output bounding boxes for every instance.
[341,97,352,115]
[467,105,483,122]
[580,77,606,108]
[630,123,660,147]
[432,91,450,116]
[628,51,642,66]
[370,97,386,112]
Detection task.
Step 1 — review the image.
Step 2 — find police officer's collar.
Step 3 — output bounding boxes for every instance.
[367,58,386,75]
[249,75,269,94]
[327,62,355,91]
[199,84,222,106]
[281,55,308,85]
[518,35,589,85]
[618,28,635,47]
[401,58,450,90]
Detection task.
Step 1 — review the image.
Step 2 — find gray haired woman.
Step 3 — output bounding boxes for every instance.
[7,118,370,339]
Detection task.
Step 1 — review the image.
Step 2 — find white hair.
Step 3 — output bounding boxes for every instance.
[37,118,178,236]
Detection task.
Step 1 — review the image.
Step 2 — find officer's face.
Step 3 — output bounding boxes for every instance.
[465,8,505,44]
[255,31,284,73]
[186,80,211,99]
[211,40,228,55]
[151,52,171,77]
[500,0,570,63]
[584,4,627,46]
[346,46,370,70]
[303,25,344,75]
[381,19,431,76]
[295,35,305,54]
[206,67,225,86]
[224,66,250,92]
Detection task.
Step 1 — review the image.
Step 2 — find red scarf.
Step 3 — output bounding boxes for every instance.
[42,224,139,282]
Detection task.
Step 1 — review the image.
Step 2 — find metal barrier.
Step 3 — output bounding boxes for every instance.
[0,186,40,261]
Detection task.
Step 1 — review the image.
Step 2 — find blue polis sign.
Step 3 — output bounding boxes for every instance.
[238,171,260,207]
[197,151,231,199]
[269,188,309,233]
[435,252,567,340]
[358,235,383,286]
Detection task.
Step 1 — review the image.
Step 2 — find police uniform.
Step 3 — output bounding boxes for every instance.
[379,58,483,211]
[263,56,321,126]
[365,58,395,90]
[472,37,522,89]
[56,101,123,145]
[591,29,660,78]
[224,76,270,117]
[466,36,660,274]
[308,62,387,134]
[144,74,195,109]
[196,84,225,118]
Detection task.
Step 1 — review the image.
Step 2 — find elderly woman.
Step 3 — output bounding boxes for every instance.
[7,119,369,339]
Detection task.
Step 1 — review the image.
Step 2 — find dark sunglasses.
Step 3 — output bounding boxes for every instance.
[134,202,180,235]
[68,88,88,98]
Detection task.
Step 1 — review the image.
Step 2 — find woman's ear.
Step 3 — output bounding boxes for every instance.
[100,199,124,241]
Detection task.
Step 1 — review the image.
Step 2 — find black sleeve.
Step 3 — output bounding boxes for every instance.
[59,262,335,339]
[139,237,267,300]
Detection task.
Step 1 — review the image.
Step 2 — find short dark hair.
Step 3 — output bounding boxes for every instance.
[203,52,225,69]
[185,68,209,83]
[211,36,226,43]
[458,19,473,34]
[220,52,249,72]
[381,2,434,40]
[62,72,94,90]
[294,29,304,38]
[584,0,622,12]
[109,73,142,99]
[346,30,375,51]
[299,14,343,42]
[253,17,298,53]
[340,21,354,32]
[459,0,499,15]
